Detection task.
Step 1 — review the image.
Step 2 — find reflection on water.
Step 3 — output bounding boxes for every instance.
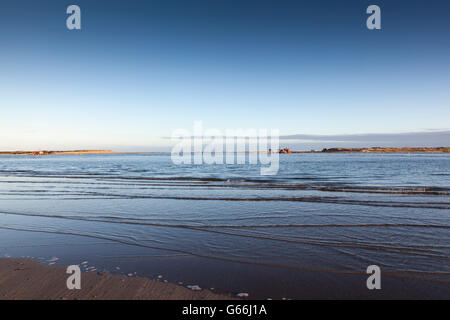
[0,153,449,298]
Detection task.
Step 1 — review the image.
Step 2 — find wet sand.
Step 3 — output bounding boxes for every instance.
[0,258,234,300]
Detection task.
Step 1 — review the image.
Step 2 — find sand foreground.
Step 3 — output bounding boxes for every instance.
[0,258,234,300]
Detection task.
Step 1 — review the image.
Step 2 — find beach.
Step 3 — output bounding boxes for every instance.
[2,0,450,305]
[0,258,232,300]
[0,152,449,299]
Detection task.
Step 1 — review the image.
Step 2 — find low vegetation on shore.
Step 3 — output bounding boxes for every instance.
[0,150,113,155]
[319,147,450,153]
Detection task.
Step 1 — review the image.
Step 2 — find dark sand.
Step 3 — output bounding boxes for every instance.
[0,258,235,300]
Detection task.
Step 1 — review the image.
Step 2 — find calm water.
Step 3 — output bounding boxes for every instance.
[0,153,449,299]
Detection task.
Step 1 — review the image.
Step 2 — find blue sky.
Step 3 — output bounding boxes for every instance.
[0,0,449,150]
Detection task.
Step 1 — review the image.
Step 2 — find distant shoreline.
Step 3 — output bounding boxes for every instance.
[0,147,449,155]
[0,150,114,155]
[295,147,450,153]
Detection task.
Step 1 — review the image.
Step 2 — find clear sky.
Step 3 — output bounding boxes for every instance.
[1,0,449,150]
